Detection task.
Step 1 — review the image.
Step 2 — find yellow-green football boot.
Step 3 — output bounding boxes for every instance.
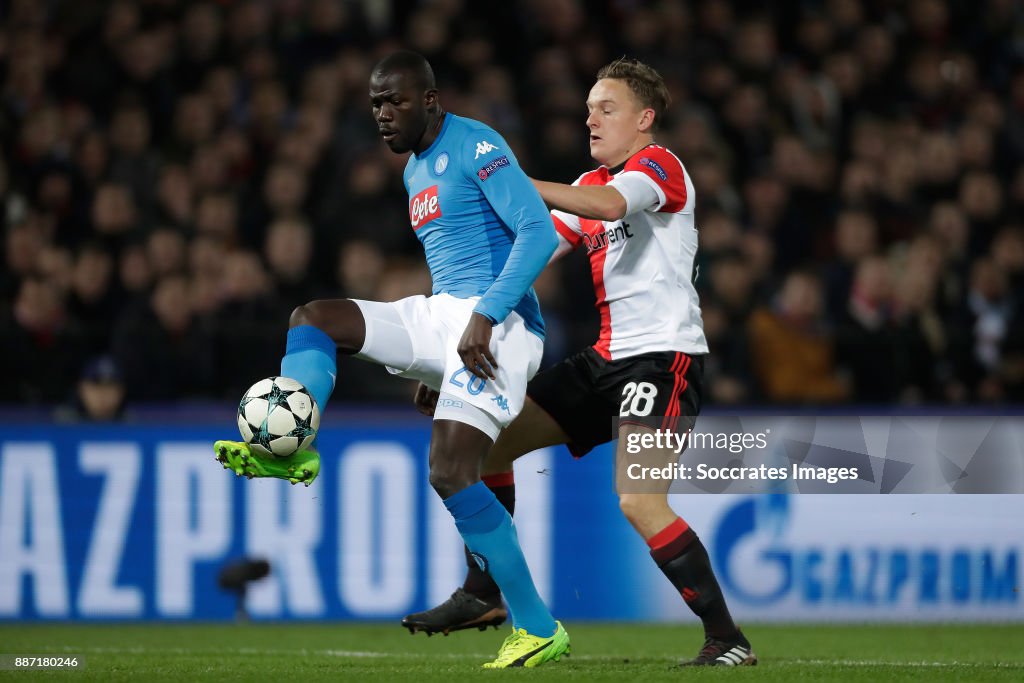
[213,440,319,486]
[482,621,570,668]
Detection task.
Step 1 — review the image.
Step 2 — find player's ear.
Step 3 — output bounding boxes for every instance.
[424,88,439,112]
[638,108,656,133]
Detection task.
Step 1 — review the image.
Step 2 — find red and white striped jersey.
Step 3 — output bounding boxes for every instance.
[551,144,708,360]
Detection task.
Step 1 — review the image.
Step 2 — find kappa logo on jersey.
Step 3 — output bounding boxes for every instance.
[477,155,510,181]
[639,156,668,181]
[409,185,442,229]
[474,140,499,159]
[583,221,635,254]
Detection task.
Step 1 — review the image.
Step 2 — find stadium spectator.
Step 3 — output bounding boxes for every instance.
[264,216,318,304]
[146,227,189,279]
[748,270,848,403]
[68,242,119,356]
[965,257,1014,400]
[155,164,196,228]
[3,276,87,403]
[117,241,153,302]
[336,239,385,301]
[824,209,879,320]
[195,192,239,246]
[213,249,286,396]
[109,104,160,212]
[703,250,757,404]
[112,273,216,400]
[836,255,900,402]
[54,355,127,422]
[3,222,46,302]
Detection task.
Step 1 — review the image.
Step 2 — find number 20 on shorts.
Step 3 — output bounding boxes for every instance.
[449,367,487,395]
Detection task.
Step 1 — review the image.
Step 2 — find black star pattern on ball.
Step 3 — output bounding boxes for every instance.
[265,381,297,410]
[288,410,315,440]
[253,426,274,450]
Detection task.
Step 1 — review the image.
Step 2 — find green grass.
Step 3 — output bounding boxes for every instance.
[0,623,1022,682]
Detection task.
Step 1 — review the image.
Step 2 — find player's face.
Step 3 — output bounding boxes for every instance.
[369,71,430,154]
[586,78,653,167]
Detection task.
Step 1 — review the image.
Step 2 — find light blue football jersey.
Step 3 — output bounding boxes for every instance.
[403,114,556,338]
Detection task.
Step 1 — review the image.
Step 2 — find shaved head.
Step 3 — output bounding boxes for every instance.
[372,50,436,92]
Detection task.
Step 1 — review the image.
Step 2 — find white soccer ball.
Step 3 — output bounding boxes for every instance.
[237,376,320,458]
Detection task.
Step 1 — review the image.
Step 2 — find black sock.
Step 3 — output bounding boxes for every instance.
[648,517,739,641]
[461,472,515,599]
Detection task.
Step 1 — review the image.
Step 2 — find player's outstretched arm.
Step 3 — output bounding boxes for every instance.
[532,178,627,222]
[464,135,557,338]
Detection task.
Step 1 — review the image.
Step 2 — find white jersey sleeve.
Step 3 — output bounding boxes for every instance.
[612,146,692,214]
[606,172,661,216]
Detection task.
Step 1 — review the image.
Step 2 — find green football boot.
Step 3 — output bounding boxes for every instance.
[482,621,571,669]
[213,440,320,486]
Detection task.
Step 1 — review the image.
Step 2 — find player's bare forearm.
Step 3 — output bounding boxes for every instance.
[531,179,627,221]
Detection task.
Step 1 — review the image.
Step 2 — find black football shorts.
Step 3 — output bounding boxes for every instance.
[527,347,705,457]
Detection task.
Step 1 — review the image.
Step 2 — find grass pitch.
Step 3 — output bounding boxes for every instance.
[0,623,1021,682]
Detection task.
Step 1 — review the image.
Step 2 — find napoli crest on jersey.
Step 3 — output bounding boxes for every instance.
[433,152,449,176]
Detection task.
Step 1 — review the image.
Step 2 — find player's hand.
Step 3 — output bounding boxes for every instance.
[414,382,439,416]
[458,312,497,380]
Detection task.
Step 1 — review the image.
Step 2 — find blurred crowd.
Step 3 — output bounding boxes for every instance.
[2,0,1024,418]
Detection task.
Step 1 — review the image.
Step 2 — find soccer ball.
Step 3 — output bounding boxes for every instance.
[237,376,320,457]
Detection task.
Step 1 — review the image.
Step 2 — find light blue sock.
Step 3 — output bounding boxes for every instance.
[280,325,337,447]
[444,481,556,637]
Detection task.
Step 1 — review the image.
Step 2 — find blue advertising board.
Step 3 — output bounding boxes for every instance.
[1,423,1021,622]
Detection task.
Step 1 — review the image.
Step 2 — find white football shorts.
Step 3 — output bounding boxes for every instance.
[352,294,543,440]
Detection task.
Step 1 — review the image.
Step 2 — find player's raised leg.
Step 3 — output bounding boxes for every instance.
[401,396,569,634]
[428,415,569,668]
[615,422,756,666]
[215,299,365,485]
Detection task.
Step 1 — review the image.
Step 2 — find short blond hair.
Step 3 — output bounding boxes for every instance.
[596,58,670,128]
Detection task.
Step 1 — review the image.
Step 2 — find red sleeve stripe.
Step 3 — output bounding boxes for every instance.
[626,146,688,213]
[658,153,687,213]
[552,214,582,248]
